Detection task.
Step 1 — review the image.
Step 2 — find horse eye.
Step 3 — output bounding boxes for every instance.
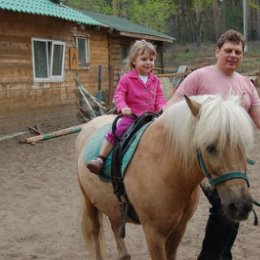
[206,144,217,154]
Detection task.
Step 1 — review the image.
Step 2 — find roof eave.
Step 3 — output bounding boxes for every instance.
[0,5,106,28]
[119,31,174,43]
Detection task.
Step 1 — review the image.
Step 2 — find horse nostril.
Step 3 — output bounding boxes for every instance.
[229,203,238,215]
[228,200,253,220]
[243,201,253,213]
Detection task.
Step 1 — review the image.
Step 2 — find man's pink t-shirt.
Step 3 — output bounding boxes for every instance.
[175,65,260,112]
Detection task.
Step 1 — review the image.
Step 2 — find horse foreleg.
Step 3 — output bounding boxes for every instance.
[81,196,106,260]
[109,218,131,260]
[143,226,167,260]
[165,222,187,260]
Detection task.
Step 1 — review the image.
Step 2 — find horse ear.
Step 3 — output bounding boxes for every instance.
[184,95,201,117]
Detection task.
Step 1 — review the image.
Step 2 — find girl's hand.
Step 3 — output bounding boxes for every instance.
[121,107,132,115]
[158,105,167,114]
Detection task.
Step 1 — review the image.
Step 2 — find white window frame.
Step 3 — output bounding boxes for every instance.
[76,36,90,67]
[32,38,65,82]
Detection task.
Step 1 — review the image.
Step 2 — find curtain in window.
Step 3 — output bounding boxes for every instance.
[78,38,87,65]
[33,41,48,78]
[52,44,64,76]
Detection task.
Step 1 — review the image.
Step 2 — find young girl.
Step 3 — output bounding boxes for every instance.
[87,40,166,174]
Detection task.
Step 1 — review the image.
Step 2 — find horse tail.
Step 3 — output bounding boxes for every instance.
[78,176,106,259]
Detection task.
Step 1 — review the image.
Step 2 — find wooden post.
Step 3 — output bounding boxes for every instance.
[78,84,96,118]
[97,65,103,101]
[108,64,114,108]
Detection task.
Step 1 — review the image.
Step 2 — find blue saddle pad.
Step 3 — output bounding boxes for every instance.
[83,122,151,182]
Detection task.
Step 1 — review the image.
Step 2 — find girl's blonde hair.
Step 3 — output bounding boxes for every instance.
[126,40,157,69]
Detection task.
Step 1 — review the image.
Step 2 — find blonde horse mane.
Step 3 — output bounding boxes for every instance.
[162,94,254,172]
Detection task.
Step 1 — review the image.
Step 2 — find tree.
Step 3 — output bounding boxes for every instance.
[170,0,213,45]
[65,0,260,42]
[126,0,174,33]
[190,0,213,46]
[249,0,260,39]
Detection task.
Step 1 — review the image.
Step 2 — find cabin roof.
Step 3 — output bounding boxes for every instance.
[82,11,175,43]
[0,0,174,43]
[0,0,105,27]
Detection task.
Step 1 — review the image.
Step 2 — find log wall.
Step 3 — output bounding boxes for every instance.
[0,10,109,133]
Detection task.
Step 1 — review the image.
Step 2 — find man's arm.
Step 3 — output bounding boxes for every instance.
[167,69,200,108]
[250,106,260,129]
[167,94,183,107]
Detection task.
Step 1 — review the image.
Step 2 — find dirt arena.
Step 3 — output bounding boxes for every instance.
[0,123,260,260]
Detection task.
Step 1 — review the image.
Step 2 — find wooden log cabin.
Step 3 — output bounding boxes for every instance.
[83,11,174,106]
[0,0,174,134]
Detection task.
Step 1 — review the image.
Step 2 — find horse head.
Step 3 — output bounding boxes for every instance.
[185,94,254,222]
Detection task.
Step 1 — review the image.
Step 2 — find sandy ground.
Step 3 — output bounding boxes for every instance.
[0,125,260,260]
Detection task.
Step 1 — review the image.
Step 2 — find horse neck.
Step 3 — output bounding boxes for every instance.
[150,118,204,191]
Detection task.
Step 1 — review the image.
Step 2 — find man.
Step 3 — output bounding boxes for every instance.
[167,29,260,260]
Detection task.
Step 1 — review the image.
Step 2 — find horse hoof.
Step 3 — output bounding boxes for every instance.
[117,254,131,260]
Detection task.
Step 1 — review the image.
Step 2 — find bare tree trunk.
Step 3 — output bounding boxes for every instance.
[212,0,220,40]
[175,4,181,42]
[250,0,260,40]
[221,0,227,31]
[112,0,118,16]
[257,1,260,39]
[195,8,201,47]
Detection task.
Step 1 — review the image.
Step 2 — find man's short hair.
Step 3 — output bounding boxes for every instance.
[217,29,245,51]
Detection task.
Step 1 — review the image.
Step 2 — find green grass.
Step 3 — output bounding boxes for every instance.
[164,42,260,74]
[172,52,199,61]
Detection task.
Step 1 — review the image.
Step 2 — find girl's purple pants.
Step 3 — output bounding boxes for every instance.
[105,116,135,145]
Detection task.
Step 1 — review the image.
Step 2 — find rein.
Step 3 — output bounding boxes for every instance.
[197,149,250,186]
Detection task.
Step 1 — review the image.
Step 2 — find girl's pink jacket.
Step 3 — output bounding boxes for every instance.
[113,69,166,116]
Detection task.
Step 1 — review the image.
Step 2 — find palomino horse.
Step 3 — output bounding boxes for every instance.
[76,95,254,260]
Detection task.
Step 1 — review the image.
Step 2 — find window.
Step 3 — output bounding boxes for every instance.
[120,47,127,61]
[32,38,65,81]
[119,47,128,76]
[77,37,89,66]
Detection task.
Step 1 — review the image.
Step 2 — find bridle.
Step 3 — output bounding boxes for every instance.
[197,149,251,186]
[197,149,260,225]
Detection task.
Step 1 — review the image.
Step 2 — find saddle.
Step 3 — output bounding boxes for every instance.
[111,111,160,238]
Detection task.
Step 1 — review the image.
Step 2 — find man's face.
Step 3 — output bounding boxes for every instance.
[215,41,243,76]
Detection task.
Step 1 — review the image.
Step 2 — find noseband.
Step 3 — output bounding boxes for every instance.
[197,149,252,186]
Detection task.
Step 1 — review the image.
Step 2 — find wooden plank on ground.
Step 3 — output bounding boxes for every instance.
[21,125,83,144]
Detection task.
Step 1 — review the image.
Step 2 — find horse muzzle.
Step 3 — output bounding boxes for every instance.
[197,150,254,221]
[219,188,253,222]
